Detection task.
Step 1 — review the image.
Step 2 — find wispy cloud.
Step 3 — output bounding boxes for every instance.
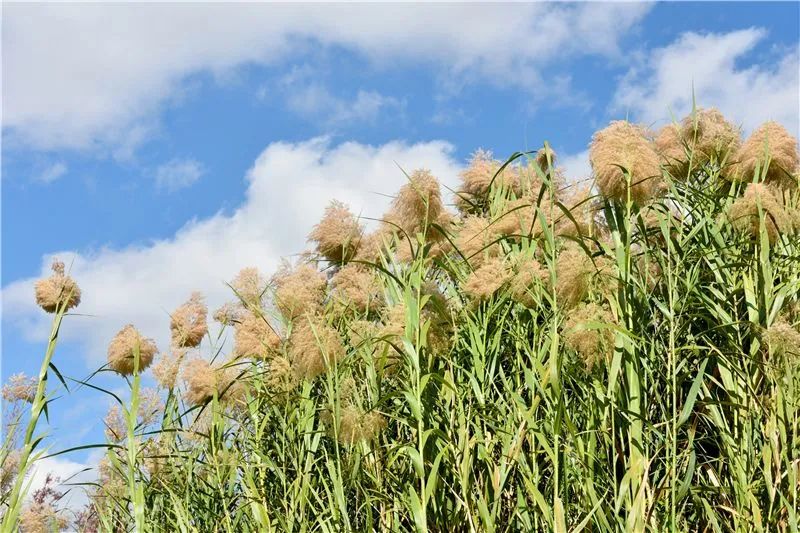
[3,3,651,153]
[32,162,68,184]
[155,158,205,192]
[613,28,799,135]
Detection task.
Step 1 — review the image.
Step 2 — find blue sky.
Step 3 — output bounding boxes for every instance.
[2,2,798,498]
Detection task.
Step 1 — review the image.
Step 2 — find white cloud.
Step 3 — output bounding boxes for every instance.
[155,158,205,192]
[613,28,800,135]
[32,162,68,184]
[285,84,403,127]
[2,138,461,365]
[559,149,591,184]
[27,455,96,512]
[2,3,651,152]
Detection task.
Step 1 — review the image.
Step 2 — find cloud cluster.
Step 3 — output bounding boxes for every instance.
[2,138,460,365]
[3,3,651,152]
[614,28,799,134]
[155,159,205,192]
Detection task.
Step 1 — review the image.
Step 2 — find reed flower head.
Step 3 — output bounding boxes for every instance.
[234,312,281,359]
[386,169,445,237]
[34,259,81,313]
[732,121,799,189]
[107,325,158,375]
[308,200,363,263]
[555,245,609,309]
[212,302,242,325]
[2,373,36,404]
[509,257,548,308]
[590,120,663,203]
[273,262,327,320]
[656,108,741,176]
[19,501,68,533]
[264,355,298,393]
[564,303,616,370]
[727,183,792,244]
[454,215,501,268]
[1,450,20,493]
[151,348,188,390]
[331,264,384,313]
[353,228,391,262]
[170,292,208,348]
[462,257,510,302]
[231,267,267,308]
[288,316,345,380]
[763,320,800,359]
[535,145,557,172]
[326,405,386,446]
[458,149,521,209]
[182,359,218,406]
[103,388,162,442]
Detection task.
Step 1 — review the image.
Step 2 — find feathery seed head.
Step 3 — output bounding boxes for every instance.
[170,292,208,348]
[151,348,188,390]
[656,108,741,176]
[727,183,792,244]
[590,120,663,203]
[509,257,548,308]
[454,215,501,268]
[564,302,616,370]
[288,316,345,380]
[330,405,386,446]
[462,256,510,302]
[331,263,384,313]
[732,121,799,189]
[273,262,327,320]
[107,325,157,375]
[182,359,218,406]
[234,312,281,359]
[231,267,267,309]
[386,169,445,237]
[2,373,36,404]
[763,320,800,359]
[308,200,364,263]
[34,259,81,313]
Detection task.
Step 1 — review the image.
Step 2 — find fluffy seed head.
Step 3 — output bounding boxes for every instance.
[308,200,363,263]
[182,359,218,406]
[330,405,386,446]
[331,264,384,313]
[454,215,501,268]
[151,348,188,390]
[564,303,616,370]
[458,149,521,209]
[556,183,599,238]
[34,259,81,313]
[234,312,281,359]
[2,373,36,404]
[763,320,800,359]
[1,450,20,493]
[509,258,548,308]
[590,120,663,203]
[170,292,208,348]
[19,501,68,533]
[107,325,158,375]
[104,388,162,442]
[212,303,243,325]
[462,257,510,302]
[353,228,391,263]
[727,183,792,244]
[732,121,799,189]
[273,263,327,320]
[656,108,741,176]
[231,267,267,308]
[289,317,345,380]
[386,169,445,237]
[535,145,557,172]
[555,246,604,310]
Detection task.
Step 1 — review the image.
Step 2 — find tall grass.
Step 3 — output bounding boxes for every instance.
[2,109,799,532]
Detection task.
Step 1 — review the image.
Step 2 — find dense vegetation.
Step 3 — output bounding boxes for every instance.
[3,108,800,532]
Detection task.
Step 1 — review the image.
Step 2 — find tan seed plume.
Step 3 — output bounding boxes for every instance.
[170,292,208,348]
[34,259,81,313]
[308,200,364,263]
[107,325,158,375]
[590,120,663,204]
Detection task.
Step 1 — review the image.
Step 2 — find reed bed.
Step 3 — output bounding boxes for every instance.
[2,108,799,532]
